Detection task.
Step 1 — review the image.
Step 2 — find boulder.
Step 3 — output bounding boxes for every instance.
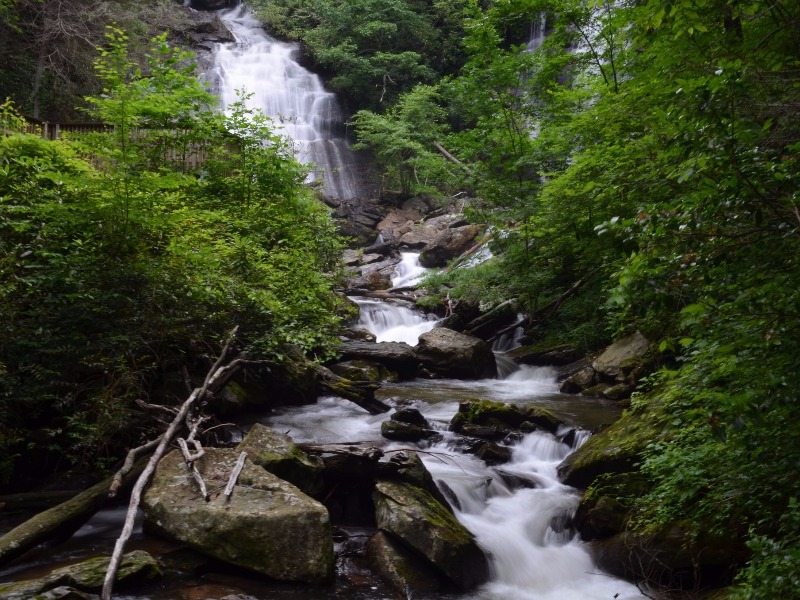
[329,359,398,383]
[418,225,481,267]
[573,472,648,541]
[559,366,597,393]
[338,340,419,379]
[414,328,496,379]
[462,298,518,340]
[591,522,747,590]
[376,451,452,512]
[0,551,159,599]
[399,222,441,248]
[189,0,237,10]
[507,343,583,367]
[367,531,448,596]
[592,331,650,379]
[381,420,439,443]
[142,448,334,584]
[450,399,562,435]
[373,481,489,590]
[557,409,658,489]
[376,209,423,243]
[236,424,324,497]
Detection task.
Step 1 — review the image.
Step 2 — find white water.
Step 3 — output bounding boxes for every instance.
[213,6,362,199]
[392,251,429,288]
[354,298,439,346]
[267,365,643,600]
[270,285,644,599]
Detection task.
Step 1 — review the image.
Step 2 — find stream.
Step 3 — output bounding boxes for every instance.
[1,6,644,598]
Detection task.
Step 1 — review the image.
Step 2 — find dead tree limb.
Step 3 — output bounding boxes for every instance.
[102,328,242,600]
[223,451,247,499]
[109,438,160,499]
[434,142,472,174]
[0,458,147,567]
[177,438,209,501]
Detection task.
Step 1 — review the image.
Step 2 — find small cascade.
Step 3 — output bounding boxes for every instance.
[353,298,438,346]
[391,252,429,288]
[213,5,363,199]
[526,13,548,52]
[491,313,526,352]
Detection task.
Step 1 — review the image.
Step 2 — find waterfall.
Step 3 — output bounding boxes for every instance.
[212,5,363,199]
[353,298,439,346]
[526,13,548,52]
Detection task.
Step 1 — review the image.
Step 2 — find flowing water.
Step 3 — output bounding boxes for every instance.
[212,5,363,199]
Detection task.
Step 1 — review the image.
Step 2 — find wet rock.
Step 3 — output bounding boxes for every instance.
[236,424,324,497]
[338,341,419,379]
[474,442,513,465]
[378,452,452,511]
[450,399,563,435]
[330,359,398,382]
[557,410,659,489]
[560,366,597,393]
[0,551,159,599]
[590,522,747,591]
[507,344,583,367]
[418,225,481,267]
[414,328,496,380]
[581,383,611,396]
[381,420,439,443]
[373,481,489,590]
[367,531,448,596]
[143,448,334,584]
[574,472,648,541]
[391,407,428,427]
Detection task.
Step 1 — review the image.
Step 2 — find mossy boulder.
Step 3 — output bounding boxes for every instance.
[590,521,748,590]
[329,359,398,383]
[367,531,449,596]
[557,409,658,489]
[142,448,334,584]
[373,481,489,590]
[0,550,159,599]
[592,331,650,379]
[418,224,481,268]
[338,340,419,379]
[506,343,582,367]
[236,424,324,497]
[573,473,648,541]
[381,420,440,443]
[450,400,562,435]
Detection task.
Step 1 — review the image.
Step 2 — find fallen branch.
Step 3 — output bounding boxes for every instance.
[177,438,209,502]
[0,458,147,567]
[434,142,472,174]
[223,451,247,499]
[109,438,160,499]
[317,364,390,415]
[102,328,242,600]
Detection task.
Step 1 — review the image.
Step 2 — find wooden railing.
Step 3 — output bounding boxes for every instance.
[3,117,240,173]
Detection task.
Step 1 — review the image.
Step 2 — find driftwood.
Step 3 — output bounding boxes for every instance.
[223,451,247,499]
[297,442,384,460]
[109,438,161,498]
[0,458,147,567]
[102,328,243,600]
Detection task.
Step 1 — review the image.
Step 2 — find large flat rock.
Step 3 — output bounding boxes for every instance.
[143,448,333,584]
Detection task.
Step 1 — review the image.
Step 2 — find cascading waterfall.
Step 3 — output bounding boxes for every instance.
[268,366,644,600]
[351,252,439,345]
[213,5,363,199]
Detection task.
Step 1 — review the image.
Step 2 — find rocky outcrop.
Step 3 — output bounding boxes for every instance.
[381,408,440,442]
[573,472,648,541]
[0,550,159,599]
[418,224,481,267]
[414,328,496,379]
[373,480,489,590]
[142,448,334,584]
[237,424,324,497]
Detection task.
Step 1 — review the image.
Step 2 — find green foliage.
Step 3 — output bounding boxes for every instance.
[351,85,457,196]
[0,31,344,482]
[250,0,471,110]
